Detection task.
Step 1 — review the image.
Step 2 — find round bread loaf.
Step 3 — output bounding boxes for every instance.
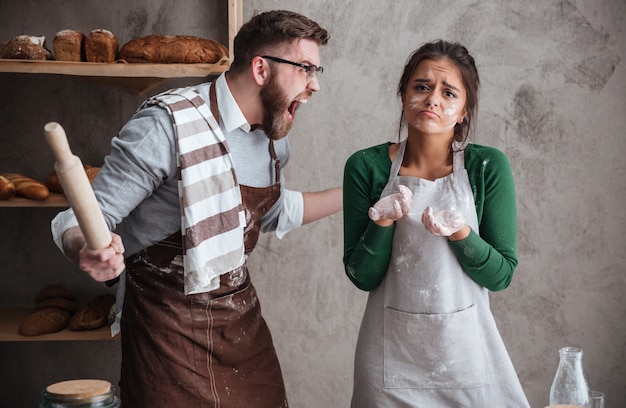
[46,165,100,194]
[34,284,75,303]
[1,35,53,60]
[36,297,78,314]
[18,307,71,336]
[69,294,116,331]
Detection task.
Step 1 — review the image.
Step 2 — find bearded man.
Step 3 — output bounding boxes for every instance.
[51,10,341,407]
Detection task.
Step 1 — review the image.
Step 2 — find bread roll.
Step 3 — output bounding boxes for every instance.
[34,284,75,303]
[18,307,71,336]
[53,29,85,62]
[69,294,116,331]
[36,297,78,314]
[1,35,53,60]
[85,29,118,62]
[0,175,16,200]
[2,173,49,200]
[46,165,100,194]
[119,35,228,64]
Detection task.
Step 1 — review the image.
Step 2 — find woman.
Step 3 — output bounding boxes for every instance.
[343,40,530,407]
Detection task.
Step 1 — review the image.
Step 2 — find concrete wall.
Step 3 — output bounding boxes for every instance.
[1,1,624,407]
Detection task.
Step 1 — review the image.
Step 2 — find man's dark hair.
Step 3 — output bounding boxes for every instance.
[229,10,329,74]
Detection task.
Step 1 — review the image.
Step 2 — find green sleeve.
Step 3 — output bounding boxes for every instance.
[342,143,395,291]
[449,145,518,291]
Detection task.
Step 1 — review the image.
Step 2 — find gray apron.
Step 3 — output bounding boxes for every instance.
[352,140,529,407]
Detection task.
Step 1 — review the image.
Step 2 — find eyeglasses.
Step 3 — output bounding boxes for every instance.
[261,55,324,81]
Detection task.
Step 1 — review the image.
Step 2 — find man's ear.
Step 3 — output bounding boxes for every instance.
[250,56,270,86]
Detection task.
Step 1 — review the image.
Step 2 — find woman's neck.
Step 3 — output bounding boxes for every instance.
[399,131,454,180]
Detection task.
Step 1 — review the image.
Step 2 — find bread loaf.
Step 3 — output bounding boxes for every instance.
[36,297,78,314]
[53,29,85,62]
[69,294,116,331]
[0,175,16,200]
[119,35,228,64]
[46,165,100,194]
[2,173,49,200]
[85,29,118,62]
[34,284,75,303]
[18,307,71,336]
[1,35,53,60]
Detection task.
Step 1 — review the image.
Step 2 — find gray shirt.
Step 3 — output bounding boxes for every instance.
[51,73,304,256]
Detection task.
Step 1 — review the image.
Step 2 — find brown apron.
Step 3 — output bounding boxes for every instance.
[120,141,285,407]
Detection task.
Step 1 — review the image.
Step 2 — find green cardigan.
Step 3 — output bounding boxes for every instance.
[342,142,518,292]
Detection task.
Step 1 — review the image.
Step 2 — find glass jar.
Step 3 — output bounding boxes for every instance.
[39,379,120,408]
[549,347,590,408]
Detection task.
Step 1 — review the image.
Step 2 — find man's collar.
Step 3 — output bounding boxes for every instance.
[214,73,255,133]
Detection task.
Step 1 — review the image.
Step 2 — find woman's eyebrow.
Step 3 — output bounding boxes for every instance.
[413,78,461,93]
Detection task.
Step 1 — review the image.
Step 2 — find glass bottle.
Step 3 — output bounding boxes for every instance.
[39,379,120,408]
[549,346,590,407]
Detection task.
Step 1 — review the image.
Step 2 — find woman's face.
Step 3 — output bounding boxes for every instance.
[402,57,467,138]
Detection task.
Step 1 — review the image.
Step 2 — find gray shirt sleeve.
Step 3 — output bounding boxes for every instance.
[51,97,303,256]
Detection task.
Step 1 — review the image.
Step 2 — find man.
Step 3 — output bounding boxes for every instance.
[51,10,340,407]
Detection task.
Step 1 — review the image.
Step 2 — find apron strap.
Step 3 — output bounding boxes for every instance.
[388,140,406,182]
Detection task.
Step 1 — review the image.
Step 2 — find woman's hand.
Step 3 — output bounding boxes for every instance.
[368,185,413,223]
[421,205,468,239]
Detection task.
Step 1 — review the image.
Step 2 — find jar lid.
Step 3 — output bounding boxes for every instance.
[46,379,111,399]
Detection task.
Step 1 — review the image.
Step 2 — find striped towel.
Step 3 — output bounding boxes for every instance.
[143,86,246,295]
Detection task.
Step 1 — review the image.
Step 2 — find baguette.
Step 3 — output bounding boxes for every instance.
[2,173,50,200]
[0,175,16,200]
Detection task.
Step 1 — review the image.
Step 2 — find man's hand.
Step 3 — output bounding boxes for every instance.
[63,226,125,282]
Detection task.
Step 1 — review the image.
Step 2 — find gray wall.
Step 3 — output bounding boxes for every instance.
[1,1,624,407]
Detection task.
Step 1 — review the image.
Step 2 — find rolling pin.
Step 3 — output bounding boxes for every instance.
[44,122,112,250]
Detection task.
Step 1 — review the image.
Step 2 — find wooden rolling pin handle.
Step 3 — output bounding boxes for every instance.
[44,122,112,250]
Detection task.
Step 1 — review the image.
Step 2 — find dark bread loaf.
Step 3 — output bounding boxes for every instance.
[85,29,118,62]
[18,307,71,336]
[1,35,53,60]
[36,297,79,314]
[53,29,85,61]
[2,173,49,200]
[34,284,75,303]
[69,294,116,331]
[119,35,228,64]
[46,165,100,194]
[0,175,16,200]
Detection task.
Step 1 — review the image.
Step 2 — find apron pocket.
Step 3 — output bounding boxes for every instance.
[383,304,488,389]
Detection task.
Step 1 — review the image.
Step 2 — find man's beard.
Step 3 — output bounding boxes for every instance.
[260,75,293,140]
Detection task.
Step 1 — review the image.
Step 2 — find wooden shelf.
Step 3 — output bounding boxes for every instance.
[0,0,242,94]
[0,193,68,208]
[0,59,230,94]
[0,308,119,342]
